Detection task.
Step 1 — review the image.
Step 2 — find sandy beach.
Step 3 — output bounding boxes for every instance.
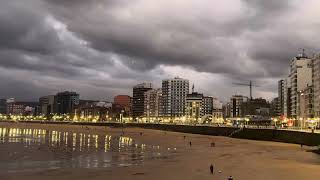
[0,122,319,180]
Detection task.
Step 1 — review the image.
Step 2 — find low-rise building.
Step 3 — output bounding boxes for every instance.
[73,101,112,122]
[242,98,271,117]
[6,102,39,115]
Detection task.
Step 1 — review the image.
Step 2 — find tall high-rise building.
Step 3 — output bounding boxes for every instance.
[161,77,189,118]
[132,83,152,120]
[313,54,320,118]
[289,54,313,118]
[144,88,162,119]
[39,95,55,116]
[54,91,79,115]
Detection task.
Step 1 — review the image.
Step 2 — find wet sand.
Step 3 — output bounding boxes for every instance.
[0,122,320,180]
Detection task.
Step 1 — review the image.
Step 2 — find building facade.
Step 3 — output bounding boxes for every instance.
[54,91,79,115]
[113,95,132,118]
[74,102,112,122]
[298,86,313,122]
[114,95,132,107]
[282,78,292,118]
[132,83,152,120]
[289,55,313,118]
[230,95,248,118]
[270,97,280,117]
[186,92,203,122]
[242,98,271,117]
[161,77,189,118]
[313,54,320,118]
[39,95,55,116]
[278,80,285,115]
[202,96,213,115]
[6,102,39,115]
[143,88,162,119]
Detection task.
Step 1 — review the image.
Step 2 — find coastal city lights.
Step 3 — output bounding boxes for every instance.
[1,73,320,131]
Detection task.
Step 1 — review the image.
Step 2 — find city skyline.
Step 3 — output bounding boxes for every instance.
[2,0,320,102]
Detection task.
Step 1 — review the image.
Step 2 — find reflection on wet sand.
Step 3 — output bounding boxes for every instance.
[0,127,175,173]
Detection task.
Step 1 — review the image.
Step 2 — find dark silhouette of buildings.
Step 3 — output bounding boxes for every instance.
[0,99,6,114]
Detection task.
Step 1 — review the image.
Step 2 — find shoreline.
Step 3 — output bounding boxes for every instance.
[2,120,320,147]
[1,122,320,180]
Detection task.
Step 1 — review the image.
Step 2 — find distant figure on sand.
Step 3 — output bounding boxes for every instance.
[140,132,143,136]
[210,164,214,174]
[211,142,215,147]
[189,141,192,147]
[183,135,186,140]
[228,176,233,180]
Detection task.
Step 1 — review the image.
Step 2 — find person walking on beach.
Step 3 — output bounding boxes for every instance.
[228,176,234,180]
[211,142,215,147]
[189,141,192,147]
[210,164,214,174]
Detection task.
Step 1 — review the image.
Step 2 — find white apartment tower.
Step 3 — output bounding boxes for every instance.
[161,77,189,118]
[289,54,313,118]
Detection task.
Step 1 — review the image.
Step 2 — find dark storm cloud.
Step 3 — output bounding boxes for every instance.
[43,0,298,78]
[1,0,320,101]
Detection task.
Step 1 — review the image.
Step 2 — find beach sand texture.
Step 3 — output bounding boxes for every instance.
[0,122,319,180]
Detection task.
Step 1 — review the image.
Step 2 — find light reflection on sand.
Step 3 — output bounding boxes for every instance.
[0,127,175,173]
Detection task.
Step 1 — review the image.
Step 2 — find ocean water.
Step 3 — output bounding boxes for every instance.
[0,126,175,173]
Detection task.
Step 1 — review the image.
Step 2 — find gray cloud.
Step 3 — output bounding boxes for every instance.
[0,0,319,101]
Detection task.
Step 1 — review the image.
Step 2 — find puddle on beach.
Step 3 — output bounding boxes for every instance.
[0,127,176,173]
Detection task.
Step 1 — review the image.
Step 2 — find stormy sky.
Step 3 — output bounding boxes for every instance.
[1,0,320,102]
